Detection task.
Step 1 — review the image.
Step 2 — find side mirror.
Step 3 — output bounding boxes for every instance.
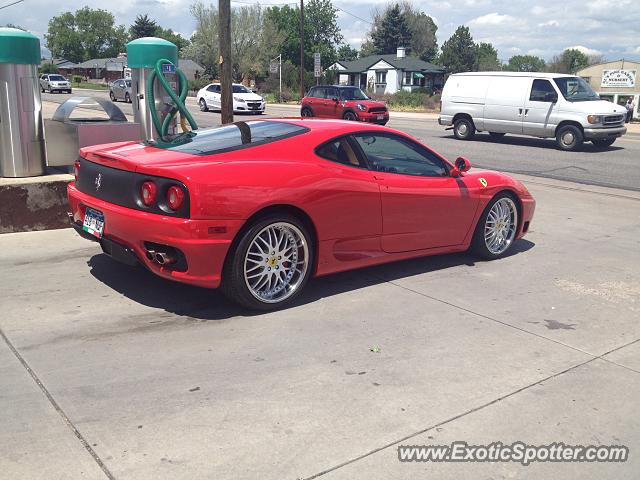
[332,97,339,102]
[544,92,558,103]
[451,156,471,177]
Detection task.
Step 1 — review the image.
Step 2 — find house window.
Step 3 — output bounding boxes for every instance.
[376,71,387,84]
[404,71,412,85]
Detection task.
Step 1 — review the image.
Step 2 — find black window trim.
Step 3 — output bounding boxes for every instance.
[349,131,453,178]
[314,134,370,170]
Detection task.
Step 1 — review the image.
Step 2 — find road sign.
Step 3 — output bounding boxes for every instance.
[314,53,321,78]
[270,62,278,74]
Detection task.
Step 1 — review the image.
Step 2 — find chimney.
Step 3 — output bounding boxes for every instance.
[397,46,406,59]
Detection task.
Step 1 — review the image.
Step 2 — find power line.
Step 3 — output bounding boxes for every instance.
[335,6,373,25]
[0,0,24,10]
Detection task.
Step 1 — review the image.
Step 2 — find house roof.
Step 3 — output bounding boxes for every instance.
[40,58,77,68]
[75,58,127,69]
[178,58,204,71]
[336,54,444,74]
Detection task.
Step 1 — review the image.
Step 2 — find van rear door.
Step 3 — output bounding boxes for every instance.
[483,76,529,134]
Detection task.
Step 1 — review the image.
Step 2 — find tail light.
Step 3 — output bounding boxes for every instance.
[166,185,185,210]
[73,160,80,181]
[141,181,157,206]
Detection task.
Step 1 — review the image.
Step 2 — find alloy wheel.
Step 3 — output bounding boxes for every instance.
[484,197,518,255]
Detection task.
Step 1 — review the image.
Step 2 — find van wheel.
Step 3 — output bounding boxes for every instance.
[556,125,583,151]
[592,138,616,149]
[454,118,475,140]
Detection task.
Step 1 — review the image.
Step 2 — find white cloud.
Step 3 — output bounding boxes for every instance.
[566,45,603,56]
[538,20,560,27]
[469,12,516,26]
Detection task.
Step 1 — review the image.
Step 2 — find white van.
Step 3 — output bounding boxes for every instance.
[439,72,628,150]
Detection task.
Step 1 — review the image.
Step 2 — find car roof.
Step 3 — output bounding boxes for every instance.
[451,71,576,79]
[311,85,362,89]
[262,118,391,135]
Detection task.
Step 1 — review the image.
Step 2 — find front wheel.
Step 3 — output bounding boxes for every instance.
[343,111,358,121]
[110,91,116,102]
[454,117,475,140]
[592,138,616,148]
[125,93,131,103]
[221,214,314,310]
[471,193,519,260]
[301,107,313,117]
[556,125,583,151]
[199,98,209,112]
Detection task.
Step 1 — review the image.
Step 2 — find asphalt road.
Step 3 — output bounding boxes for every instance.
[42,91,640,191]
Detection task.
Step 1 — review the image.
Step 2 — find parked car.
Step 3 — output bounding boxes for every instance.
[439,72,628,150]
[197,83,265,114]
[68,119,535,310]
[39,74,72,94]
[109,79,132,103]
[301,85,389,125]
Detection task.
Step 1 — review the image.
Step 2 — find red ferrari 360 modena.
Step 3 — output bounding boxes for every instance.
[68,119,535,309]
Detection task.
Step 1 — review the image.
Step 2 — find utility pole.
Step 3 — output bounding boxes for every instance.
[299,0,305,101]
[219,0,233,124]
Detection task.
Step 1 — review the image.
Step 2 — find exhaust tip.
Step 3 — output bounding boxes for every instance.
[145,250,155,261]
[155,252,175,265]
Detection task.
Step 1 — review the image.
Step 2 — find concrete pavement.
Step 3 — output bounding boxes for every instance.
[1,173,639,479]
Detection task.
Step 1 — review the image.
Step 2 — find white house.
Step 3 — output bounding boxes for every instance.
[328,47,445,94]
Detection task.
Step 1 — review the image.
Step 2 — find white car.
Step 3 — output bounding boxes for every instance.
[197,83,265,114]
[40,74,72,94]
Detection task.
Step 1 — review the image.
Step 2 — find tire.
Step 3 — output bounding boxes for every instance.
[110,91,116,102]
[67,89,72,94]
[125,93,131,103]
[470,193,519,260]
[343,111,358,121]
[555,124,583,151]
[199,98,209,112]
[41,86,45,93]
[454,117,475,140]
[301,107,313,117]
[221,214,314,310]
[592,138,616,148]
[489,132,505,139]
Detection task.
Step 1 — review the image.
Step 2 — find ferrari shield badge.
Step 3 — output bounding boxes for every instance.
[479,178,488,188]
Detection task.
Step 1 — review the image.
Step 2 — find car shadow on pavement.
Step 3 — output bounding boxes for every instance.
[441,134,625,153]
[87,239,534,321]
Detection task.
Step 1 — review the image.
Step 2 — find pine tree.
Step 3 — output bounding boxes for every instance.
[129,14,159,40]
[371,4,411,54]
[440,26,476,73]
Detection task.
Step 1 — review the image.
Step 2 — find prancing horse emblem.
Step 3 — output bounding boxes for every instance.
[95,173,102,191]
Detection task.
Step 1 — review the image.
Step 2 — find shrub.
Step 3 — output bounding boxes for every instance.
[39,63,59,74]
[72,75,83,84]
[188,77,211,92]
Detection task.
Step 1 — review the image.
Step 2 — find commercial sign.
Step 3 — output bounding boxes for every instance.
[601,69,636,88]
[314,52,321,78]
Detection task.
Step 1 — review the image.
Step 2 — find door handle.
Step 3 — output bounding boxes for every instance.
[373,174,385,181]
[524,108,529,116]
[518,108,523,116]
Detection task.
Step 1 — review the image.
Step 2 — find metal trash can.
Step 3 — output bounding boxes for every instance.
[0,27,46,177]
[45,96,141,167]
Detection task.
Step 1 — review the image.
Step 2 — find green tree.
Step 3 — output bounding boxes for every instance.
[401,2,437,62]
[561,48,589,74]
[475,42,500,71]
[129,14,158,39]
[39,62,59,74]
[306,0,343,69]
[371,3,411,54]
[156,27,190,53]
[337,44,358,61]
[185,2,219,78]
[505,54,546,72]
[45,7,127,63]
[439,25,476,73]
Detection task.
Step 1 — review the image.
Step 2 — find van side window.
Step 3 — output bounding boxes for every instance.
[529,79,557,102]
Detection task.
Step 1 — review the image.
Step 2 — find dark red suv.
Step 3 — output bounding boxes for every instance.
[301,85,389,125]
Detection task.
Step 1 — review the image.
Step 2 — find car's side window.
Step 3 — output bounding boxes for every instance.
[316,137,365,168]
[353,134,448,177]
[529,79,557,102]
[326,88,338,100]
[206,85,220,93]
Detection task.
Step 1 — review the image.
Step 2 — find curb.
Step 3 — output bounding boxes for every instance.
[0,175,73,233]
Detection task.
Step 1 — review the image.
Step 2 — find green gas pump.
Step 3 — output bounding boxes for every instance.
[126,37,197,145]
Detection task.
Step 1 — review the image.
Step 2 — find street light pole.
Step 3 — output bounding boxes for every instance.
[219,0,233,124]
[299,0,305,101]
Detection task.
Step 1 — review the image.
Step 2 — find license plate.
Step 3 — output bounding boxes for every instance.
[83,207,104,238]
[377,115,384,120]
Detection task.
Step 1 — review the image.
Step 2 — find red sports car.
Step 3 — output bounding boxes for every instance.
[68,119,535,310]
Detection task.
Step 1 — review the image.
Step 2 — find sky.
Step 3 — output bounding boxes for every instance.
[3,0,640,62]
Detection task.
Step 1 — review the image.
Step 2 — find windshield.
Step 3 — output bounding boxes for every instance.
[232,85,251,94]
[553,77,599,102]
[49,75,66,81]
[340,87,369,100]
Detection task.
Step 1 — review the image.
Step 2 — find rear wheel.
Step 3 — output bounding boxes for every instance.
[301,107,313,117]
[110,91,116,102]
[556,124,583,151]
[471,193,519,259]
[125,93,131,103]
[454,117,475,140]
[222,214,314,310]
[592,138,616,148]
[343,111,357,121]
[199,98,209,112]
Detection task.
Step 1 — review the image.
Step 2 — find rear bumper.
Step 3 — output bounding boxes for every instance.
[68,183,245,289]
[583,126,627,140]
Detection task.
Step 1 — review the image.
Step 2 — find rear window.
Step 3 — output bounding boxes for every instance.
[153,121,308,155]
